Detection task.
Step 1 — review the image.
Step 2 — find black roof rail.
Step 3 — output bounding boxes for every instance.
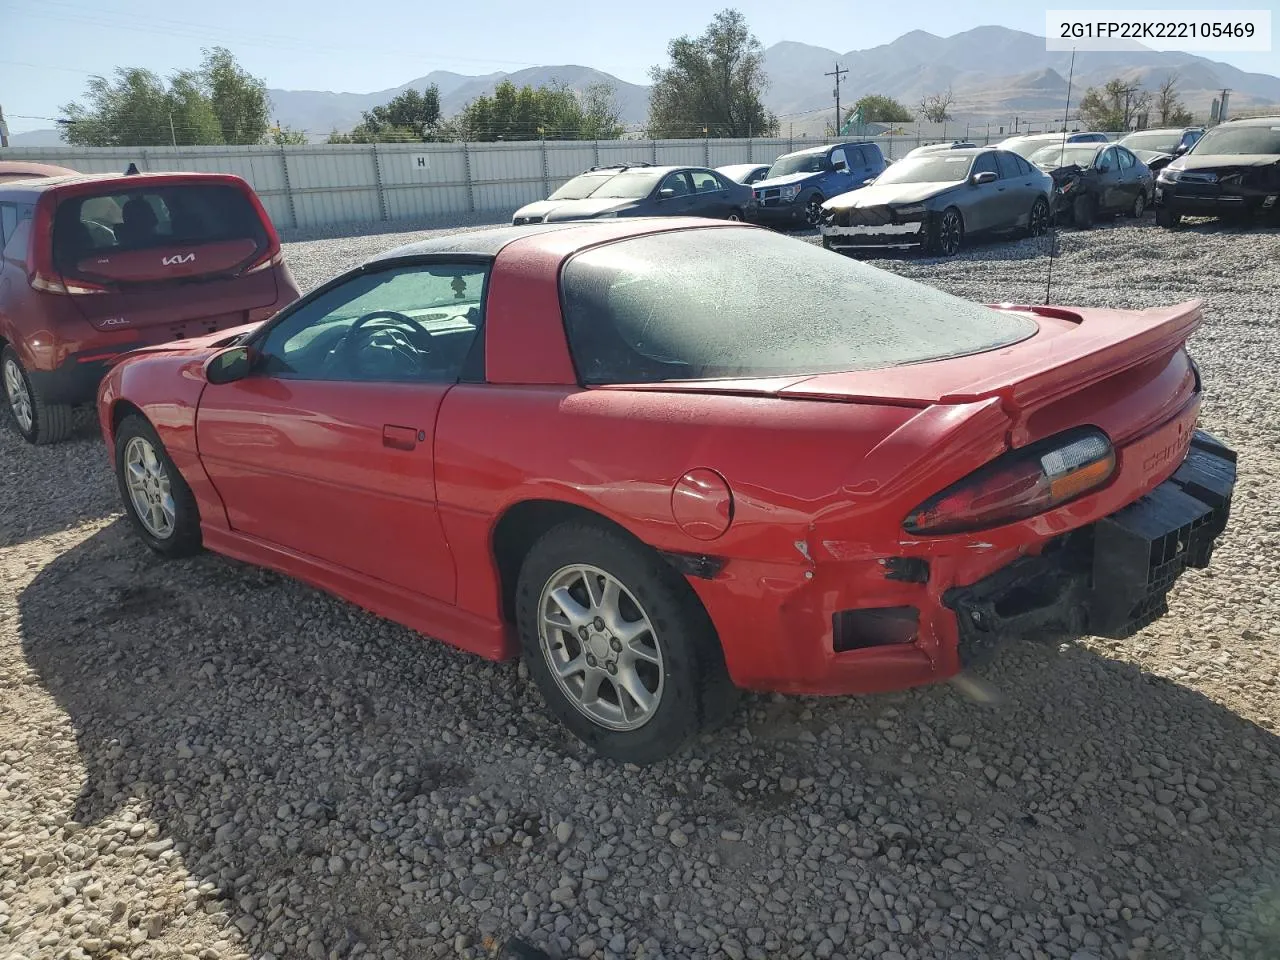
[586,161,654,172]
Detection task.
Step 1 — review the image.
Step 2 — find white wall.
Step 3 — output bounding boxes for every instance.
[0,134,1000,232]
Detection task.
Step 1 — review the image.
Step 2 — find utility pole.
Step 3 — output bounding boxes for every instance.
[824,62,848,137]
[0,103,8,148]
[1219,88,1231,123]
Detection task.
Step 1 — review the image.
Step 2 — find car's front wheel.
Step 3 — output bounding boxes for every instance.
[1156,206,1181,229]
[1072,194,1095,229]
[516,521,736,764]
[114,414,203,557]
[803,195,824,227]
[927,208,964,256]
[2,347,74,445]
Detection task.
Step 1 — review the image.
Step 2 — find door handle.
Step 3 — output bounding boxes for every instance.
[383,424,419,451]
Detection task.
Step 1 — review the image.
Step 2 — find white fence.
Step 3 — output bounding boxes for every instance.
[0,134,1003,232]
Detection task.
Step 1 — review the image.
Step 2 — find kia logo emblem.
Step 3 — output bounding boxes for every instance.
[162,253,195,265]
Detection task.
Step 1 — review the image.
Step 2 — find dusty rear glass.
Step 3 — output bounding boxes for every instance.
[560,228,1038,384]
[1190,125,1280,156]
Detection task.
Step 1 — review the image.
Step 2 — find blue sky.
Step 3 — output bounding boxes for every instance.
[3,0,1278,133]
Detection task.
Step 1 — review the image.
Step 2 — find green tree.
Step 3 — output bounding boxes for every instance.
[1079,78,1151,131]
[201,46,270,145]
[268,122,309,145]
[61,67,222,146]
[455,79,622,141]
[646,9,776,138]
[846,94,913,125]
[334,86,445,143]
[60,50,269,147]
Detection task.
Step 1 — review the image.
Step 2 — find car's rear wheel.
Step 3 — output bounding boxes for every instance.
[927,208,964,256]
[2,347,74,445]
[1129,191,1148,218]
[114,414,202,557]
[726,208,744,222]
[1027,197,1050,237]
[1156,207,1181,229]
[516,521,736,764]
[1072,194,1095,229]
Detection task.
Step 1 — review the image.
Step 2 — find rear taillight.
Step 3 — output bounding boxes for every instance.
[904,428,1116,535]
[31,272,108,295]
[242,250,284,274]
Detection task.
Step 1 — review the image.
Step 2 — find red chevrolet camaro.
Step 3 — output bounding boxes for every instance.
[96,218,1237,763]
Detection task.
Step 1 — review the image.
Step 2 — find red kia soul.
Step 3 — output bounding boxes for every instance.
[0,170,299,443]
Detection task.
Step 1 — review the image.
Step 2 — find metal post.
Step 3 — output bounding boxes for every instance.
[462,142,475,212]
[541,138,550,197]
[372,144,388,222]
[651,139,658,164]
[279,144,298,229]
[593,139,600,167]
[0,103,8,148]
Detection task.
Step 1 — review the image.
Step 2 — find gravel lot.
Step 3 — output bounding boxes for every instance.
[2,214,1279,960]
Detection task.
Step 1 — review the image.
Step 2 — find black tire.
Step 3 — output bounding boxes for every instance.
[1156,206,1181,229]
[2,347,75,445]
[1027,197,1050,237]
[1128,190,1148,219]
[1072,194,1095,229]
[726,208,744,222]
[114,414,203,558]
[516,521,737,764]
[803,195,824,227]
[926,207,964,256]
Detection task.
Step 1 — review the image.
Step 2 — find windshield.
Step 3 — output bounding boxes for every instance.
[1120,132,1181,153]
[589,170,664,199]
[549,172,616,200]
[875,155,973,184]
[1002,138,1059,159]
[560,228,1036,384]
[1029,145,1100,168]
[1191,125,1280,156]
[766,152,831,178]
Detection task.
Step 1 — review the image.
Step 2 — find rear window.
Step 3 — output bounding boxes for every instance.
[52,183,265,270]
[560,229,1037,384]
[1191,125,1280,156]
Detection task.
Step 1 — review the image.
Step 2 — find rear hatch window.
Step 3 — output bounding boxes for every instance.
[53,183,267,285]
[560,228,1037,384]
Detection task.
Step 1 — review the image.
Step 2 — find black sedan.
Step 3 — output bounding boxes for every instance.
[818,148,1052,257]
[1154,116,1280,228]
[1118,127,1204,174]
[716,163,771,185]
[1027,142,1153,227]
[511,164,755,224]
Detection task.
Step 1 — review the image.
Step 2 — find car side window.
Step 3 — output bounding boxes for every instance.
[830,148,848,171]
[689,170,721,193]
[1013,154,1033,175]
[1,203,32,261]
[658,172,692,197]
[1117,147,1135,170]
[972,152,999,178]
[1098,147,1118,171]
[256,263,487,384]
[0,204,15,249]
[994,151,1020,179]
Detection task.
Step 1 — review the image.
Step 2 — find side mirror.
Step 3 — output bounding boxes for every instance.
[863,177,877,185]
[833,161,848,172]
[1098,164,1111,173]
[971,171,998,185]
[1174,143,1189,155]
[658,187,675,200]
[205,345,253,385]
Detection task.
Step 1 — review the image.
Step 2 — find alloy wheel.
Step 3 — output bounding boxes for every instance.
[3,358,32,434]
[1133,192,1147,218]
[124,436,177,539]
[538,563,664,732]
[1029,199,1050,237]
[939,211,962,255]
[805,198,822,226]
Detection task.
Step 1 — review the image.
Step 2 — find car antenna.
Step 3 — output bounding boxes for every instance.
[1044,46,1076,306]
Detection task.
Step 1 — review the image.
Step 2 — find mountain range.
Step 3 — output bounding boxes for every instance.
[9,26,1280,145]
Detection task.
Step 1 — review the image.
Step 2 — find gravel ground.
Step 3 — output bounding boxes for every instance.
[2,213,1279,960]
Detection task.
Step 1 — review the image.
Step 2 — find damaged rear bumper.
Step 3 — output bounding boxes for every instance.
[945,429,1237,664]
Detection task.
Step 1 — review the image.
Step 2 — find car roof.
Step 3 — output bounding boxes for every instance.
[1223,114,1280,125]
[1122,127,1201,135]
[0,169,246,194]
[368,218,747,264]
[580,164,680,175]
[778,144,833,158]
